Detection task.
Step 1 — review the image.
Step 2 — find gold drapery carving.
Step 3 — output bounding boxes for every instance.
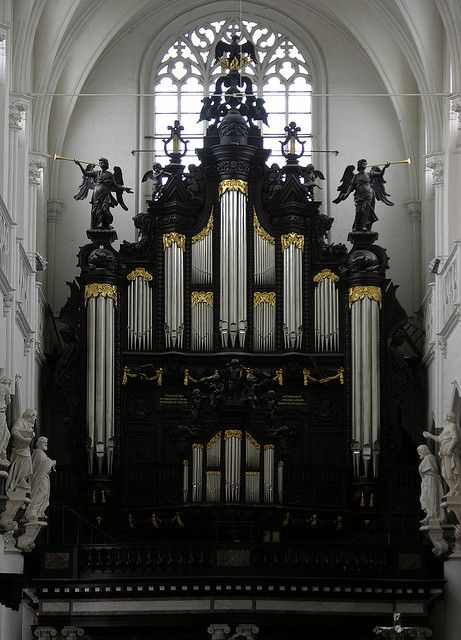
[313,269,339,283]
[206,433,221,449]
[224,429,242,439]
[281,233,304,252]
[253,209,275,245]
[122,366,163,386]
[163,232,186,251]
[348,285,382,308]
[254,291,276,307]
[192,443,203,450]
[191,291,214,307]
[303,367,345,386]
[206,470,221,476]
[84,283,117,305]
[246,433,261,450]
[218,179,248,198]
[275,368,283,386]
[264,443,275,450]
[127,267,153,281]
[245,471,260,477]
[192,210,214,244]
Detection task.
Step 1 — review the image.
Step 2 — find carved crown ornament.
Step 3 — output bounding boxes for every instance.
[281,232,304,252]
[348,285,382,309]
[313,269,339,283]
[126,267,153,281]
[163,232,186,251]
[84,283,118,305]
[254,291,276,307]
[218,179,249,198]
[191,291,213,307]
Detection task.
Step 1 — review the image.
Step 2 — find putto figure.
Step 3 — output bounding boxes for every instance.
[333,159,393,232]
[74,157,133,229]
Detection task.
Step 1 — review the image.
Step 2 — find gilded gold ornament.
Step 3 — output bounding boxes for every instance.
[348,285,382,308]
[246,433,261,450]
[163,232,186,251]
[313,269,339,283]
[303,366,345,385]
[127,267,153,281]
[254,292,276,307]
[192,443,203,450]
[218,179,248,198]
[192,210,214,244]
[281,233,304,252]
[253,209,275,245]
[84,283,117,305]
[224,429,242,439]
[245,471,260,477]
[191,291,214,307]
[264,443,275,450]
[206,470,221,476]
[206,433,221,449]
[275,368,283,385]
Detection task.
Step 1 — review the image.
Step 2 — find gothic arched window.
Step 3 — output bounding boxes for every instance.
[152,19,312,164]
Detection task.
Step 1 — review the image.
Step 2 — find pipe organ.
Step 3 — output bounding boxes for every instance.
[282,234,304,350]
[313,269,340,352]
[163,232,185,349]
[126,268,153,350]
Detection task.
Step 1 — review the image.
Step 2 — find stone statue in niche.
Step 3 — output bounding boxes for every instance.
[417,444,444,525]
[6,409,36,497]
[423,413,461,497]
[73,158,133,229]
[24,436,56,522]
[333,159,393,232]
[0,374,12,464]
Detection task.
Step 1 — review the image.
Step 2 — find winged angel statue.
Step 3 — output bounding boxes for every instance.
[333,159,393,232]
[74,158,133,229]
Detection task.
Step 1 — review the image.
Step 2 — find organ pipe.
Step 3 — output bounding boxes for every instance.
[126,268,153,350]
[282,234,304,349]
[219,181,248,348]
[253,292,276,352]
[163,233,185,349]
[84,283,117,475]
[192,444,203,502]
[191,291,213,351]
[245,472,260,503]
[225,429,242,502]
[206,471,221,502]
[264,444,274,503]
[313,270,340,352]
[183,459,189,502]
[206,432,221,467]
[349,286,381,479]
[192,211,213,285]
[277,461,284,503]
[253,209,275,285]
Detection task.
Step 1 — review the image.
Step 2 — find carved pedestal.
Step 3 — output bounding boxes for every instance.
[16,517,47,552]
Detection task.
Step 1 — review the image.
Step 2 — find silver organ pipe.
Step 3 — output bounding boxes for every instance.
[349,286,381,479]
[282,233,304,349]
[277,461,284,503]
[225,429,242,502]
[245,433,260,467]
[253,209,275,285]
[263,444,274,503]
[206,471,221,502]
[191,211,213,285]
[313,270,340,352]
[163,233,185,349]
[253,292,276,352]
[126,268,153,351]
[84,284,117,475]
[192,443,203,502]
[183,459,189,502]
[191,292,213,352]
[219,181,248,348]
[206,432,221,467]
[245,472,260,503]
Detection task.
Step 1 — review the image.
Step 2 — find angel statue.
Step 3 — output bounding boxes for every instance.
[301,163,325,200]
[74,158,133,229]
[333,159,393,232]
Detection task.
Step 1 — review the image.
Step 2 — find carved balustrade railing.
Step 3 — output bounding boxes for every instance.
[75,542,429,579]
[0,193,14,288]
[439,240,461,333]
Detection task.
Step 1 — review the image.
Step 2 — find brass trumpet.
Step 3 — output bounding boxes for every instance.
[366,158,411,168]
[54,153,96,165]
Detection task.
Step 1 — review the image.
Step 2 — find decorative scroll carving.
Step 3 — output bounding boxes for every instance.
[163,232,186,251]
[224,430,242,439]
[84,283,117,305]
[218,179,248,198]
[253,210,275,244]
[127,268,153,281]
[192,291,213,307]
[254,292,276,307]
[313,269,339,283]
[281,233,304,252]
[348,285,382,309]
[192,211,213,244]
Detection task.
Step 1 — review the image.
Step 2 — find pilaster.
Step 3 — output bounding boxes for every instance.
[405,200,422,311]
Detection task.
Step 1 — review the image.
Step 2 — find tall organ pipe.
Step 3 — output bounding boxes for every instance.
[282,234,304,349]
[84,283,117,476]
[349,286,381,479]
[163,233,185,349]
[313,270,340,352]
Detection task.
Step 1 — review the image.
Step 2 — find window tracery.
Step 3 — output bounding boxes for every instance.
[153,19,312,163]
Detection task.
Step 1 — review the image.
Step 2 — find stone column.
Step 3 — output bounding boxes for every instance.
[425,153,446,260]
[46,199,63,312]
[27,153,47,260]
[8,95,29,222]
[405,200,422,312]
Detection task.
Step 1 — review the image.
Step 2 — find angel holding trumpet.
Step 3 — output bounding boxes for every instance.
[72,157,133,229]
[333,158,396,232]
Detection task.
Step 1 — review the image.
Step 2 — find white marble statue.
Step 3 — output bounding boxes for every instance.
[417,444,444,524]
[6,408,36,496]
[24,437,56,521]
[423,412,461,498]
[0,375,12,464]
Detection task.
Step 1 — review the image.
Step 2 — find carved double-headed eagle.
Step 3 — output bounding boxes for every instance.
[214,34,258,71]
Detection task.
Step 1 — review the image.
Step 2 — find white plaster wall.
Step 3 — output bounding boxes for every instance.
[52,8,416,314]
